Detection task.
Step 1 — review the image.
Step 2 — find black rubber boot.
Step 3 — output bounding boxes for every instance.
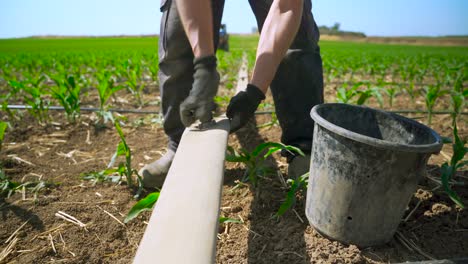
[138,149,176,188]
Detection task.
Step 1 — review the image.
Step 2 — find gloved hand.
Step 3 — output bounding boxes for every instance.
[226,84,265,133]
[180,55,220,127]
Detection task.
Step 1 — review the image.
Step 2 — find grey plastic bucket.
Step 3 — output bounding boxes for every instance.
[306,103,442,247]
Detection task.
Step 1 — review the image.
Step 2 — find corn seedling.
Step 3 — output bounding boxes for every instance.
[81,168,121,186]
[356,83,383,107]
[50,74,81,123]
[423,84,447,125]
[402,81,417,106]
[125,63,146,106]
[336,83,359,104]
[276,172,309,217]
[0,173,53,200]
[440,123,467,208]
[22,76,50,124]
[1,80,23,121]
[449,75,466,125]
[383,83,398,108]
[0,173,20,198]
[226,142,304,187]
[96,70,124,124]
[84,122,143,196]
[148,62,159,85]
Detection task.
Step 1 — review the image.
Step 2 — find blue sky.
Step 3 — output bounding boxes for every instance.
[1,0,467,38]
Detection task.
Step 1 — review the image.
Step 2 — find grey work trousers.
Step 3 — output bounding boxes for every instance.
[158,0,324,157]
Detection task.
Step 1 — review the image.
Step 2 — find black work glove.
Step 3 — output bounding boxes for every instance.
[226,84,265,133]
[180,55,220,127]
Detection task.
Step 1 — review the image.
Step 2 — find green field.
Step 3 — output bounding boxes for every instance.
[0,35,466,123]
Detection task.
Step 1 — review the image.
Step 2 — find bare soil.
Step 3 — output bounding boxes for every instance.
[1,87,467,263]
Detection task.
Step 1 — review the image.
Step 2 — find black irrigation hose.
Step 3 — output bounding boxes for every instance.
[6,105,160,114]
[6,105,468,116]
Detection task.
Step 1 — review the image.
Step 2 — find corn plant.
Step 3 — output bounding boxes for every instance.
[1,172,53,199]
[83,122,143,196]
[423,84,447,125]
[336,83,358,104]
[0,172,20,198]
[226,142,304,187]
[355,83,383,107]
[449,75,466,125]
[125,64,146,106]
[383,82,398,108]
[81,168,120,186]
[1,80,23,121]
[50,74,81,123]
[440,123,467,208]
[276,172,309,217]
[96,70,124,124]
[148,62,159,85]
[22,76,50,124]
[402,81,417,106]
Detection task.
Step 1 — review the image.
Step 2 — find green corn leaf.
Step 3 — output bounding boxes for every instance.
[336,87,347,103]
[219,217,242,224]
[451,124,467,167]
[116,141,127,157]
[8,80,24,89]
[225,146,249,163]
[264,144,304,159]
[251,142,289,157]
[124,192,160,223]
[67,75,76,88]
[276,172,309,216]
[450,92,464,115]
[462,89,468,97]
[371,87,384,107]
[440,163,465,208]
[0,122,7,142]
[114,122,130,157]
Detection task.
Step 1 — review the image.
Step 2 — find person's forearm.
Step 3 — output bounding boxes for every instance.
[175,0,215,57]
[250,0,303,93]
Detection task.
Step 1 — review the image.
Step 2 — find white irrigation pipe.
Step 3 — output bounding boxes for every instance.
[133,119,230,264]
[133,54,249,264]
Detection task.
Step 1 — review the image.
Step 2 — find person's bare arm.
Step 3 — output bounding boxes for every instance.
[174,0,215,57]
[174,0,219,127]
[226,0,304,132]
[251,0,304,93]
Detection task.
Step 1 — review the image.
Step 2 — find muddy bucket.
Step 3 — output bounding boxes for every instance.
[306,103,442,247]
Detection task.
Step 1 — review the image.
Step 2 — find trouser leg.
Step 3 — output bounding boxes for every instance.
[248,0,324,158]
[158,0,225,151]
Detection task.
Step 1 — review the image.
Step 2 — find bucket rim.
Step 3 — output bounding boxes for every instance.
[310,103,443,153]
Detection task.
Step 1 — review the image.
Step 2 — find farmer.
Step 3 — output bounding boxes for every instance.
[139,0,324,187]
